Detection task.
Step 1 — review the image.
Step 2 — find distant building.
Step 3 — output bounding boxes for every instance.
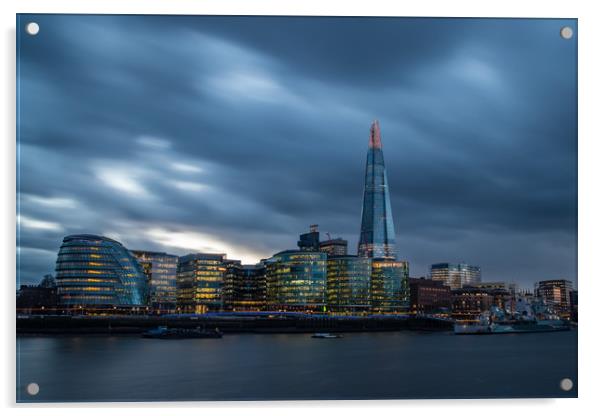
[451,287,493,320]
[223,262,267,311]
[408,277,451,314]
[55,234,148,309]
[535,279,573,319]
[320,238,348,257]
[370,259,409,313]
[297,224,320,252]
[430,263,481,290]
[265,250,327,312]
[131,250,178,313]
[326,255,372,314]
[17,274,58,313]
[471,281,515,310]
[177,253,227,314]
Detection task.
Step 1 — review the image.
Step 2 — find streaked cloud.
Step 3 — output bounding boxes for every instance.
[18,215,63,231]
[22,194,78,209]
[171,162,203,173]
[136,136,171,149]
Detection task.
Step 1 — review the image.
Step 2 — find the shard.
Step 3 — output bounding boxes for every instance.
[358,120,397,260]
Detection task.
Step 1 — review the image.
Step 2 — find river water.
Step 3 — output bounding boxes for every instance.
[16,330,577,402]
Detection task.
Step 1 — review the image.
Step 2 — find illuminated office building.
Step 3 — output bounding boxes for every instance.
[320,238,348,257]
[176,253,226,313]
[370,259,409,313]
[326,255,372,314]
[131,250,178,312]
[534,279,573,319]
[265,250,327,312]
[223,262,267,311]
[55,234,147,308]
[430,263,481,290]
[358,120,397,260]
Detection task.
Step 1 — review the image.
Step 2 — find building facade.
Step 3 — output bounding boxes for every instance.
[131,250,178,313]
[451,287,493,320]
[297,224,320,251]
[408,277,451,314]
[55,234,148,309]
[223,262,267,311]
[358,120,397,259]
[370,259,409,313]
[176,253,226,313]
[534,279,573,319]
[319,238,348,257]
[265,250,327,312]
[326,255,372,314]
[430,263,481,290]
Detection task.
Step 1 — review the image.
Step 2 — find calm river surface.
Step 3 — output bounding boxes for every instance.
[17,330,577,402]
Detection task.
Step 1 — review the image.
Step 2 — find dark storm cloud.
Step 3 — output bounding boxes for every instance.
[16,15,577,288]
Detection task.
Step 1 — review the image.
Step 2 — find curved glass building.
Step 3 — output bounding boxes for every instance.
[55,234,148,308]
[327,255,372,314]
[266,250,327,312]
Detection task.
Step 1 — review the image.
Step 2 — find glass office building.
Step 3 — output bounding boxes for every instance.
[131,250,178,313]
[326,255,372,314]
[430,263,481,290]
[223,262,267,311]
[55,234,147,308]
[176,253,226,313]
[370,259,410,313]
[266,250,327,312]
[358,120,397,260]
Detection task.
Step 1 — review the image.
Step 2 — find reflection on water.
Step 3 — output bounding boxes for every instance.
[17,330,577,402]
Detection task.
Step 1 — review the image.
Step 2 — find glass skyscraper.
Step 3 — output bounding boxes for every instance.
[356,121,409,313]
[55,234,147,308]
[358,120,397,260]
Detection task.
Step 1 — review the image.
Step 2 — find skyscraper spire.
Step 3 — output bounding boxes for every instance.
[369,120,382,149]
[358,120,397,259]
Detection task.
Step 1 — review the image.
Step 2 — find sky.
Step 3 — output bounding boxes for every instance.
[17,15,577,289]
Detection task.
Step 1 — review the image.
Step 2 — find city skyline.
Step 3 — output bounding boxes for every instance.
[17,15,577,288]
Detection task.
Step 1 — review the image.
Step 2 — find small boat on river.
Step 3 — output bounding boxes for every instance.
[142,326,223,339]
[311,332,342,339]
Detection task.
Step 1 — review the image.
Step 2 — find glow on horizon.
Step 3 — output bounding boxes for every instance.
[145,227,268,265]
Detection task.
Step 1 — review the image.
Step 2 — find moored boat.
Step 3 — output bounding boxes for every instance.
[311,332,342,339]
[142,326,223,339]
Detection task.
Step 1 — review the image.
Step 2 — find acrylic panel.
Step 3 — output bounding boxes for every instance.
[16,14,578,402]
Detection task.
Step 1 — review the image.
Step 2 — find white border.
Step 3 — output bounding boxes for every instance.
[3,0,601,415]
